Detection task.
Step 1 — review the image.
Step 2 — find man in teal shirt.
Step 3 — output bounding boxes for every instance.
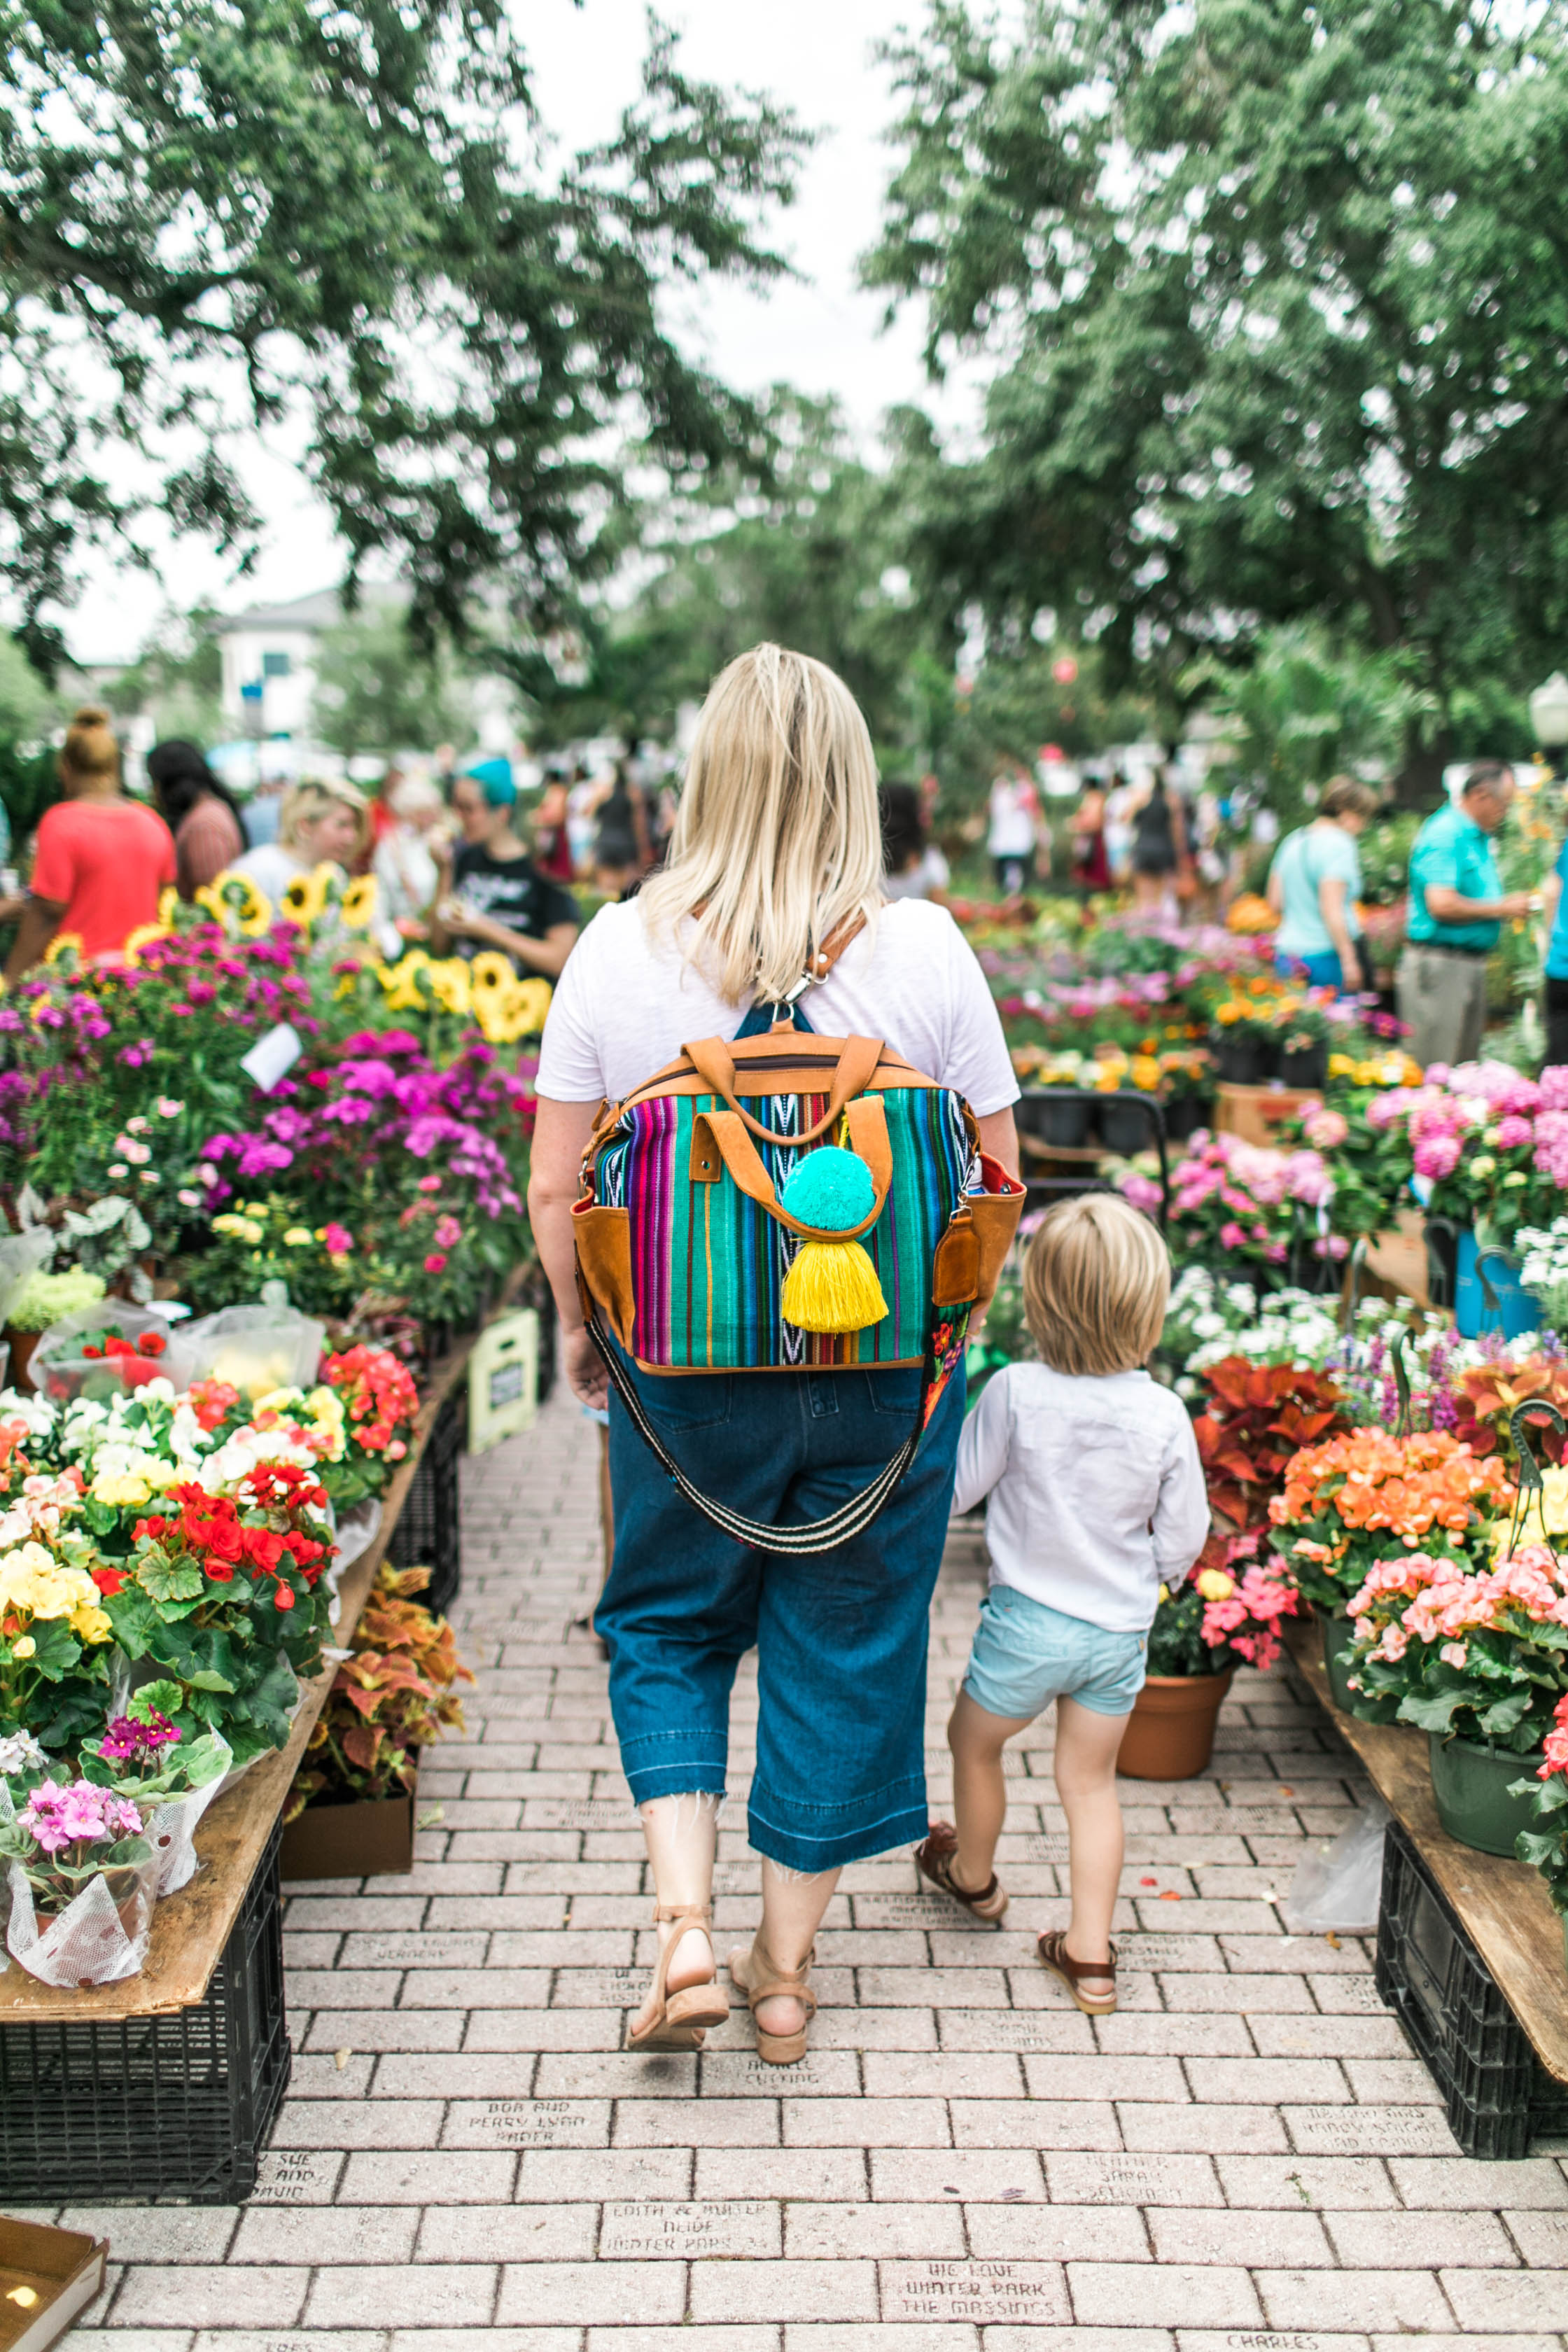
[1398,762,1534,1071]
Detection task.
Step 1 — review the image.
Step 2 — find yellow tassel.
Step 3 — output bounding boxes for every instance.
[781,1238,889,1334]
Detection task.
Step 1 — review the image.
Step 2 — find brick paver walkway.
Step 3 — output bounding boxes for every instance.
[54,1385,1568,2349]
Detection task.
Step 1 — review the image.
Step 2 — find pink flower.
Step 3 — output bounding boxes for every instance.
[1413,1134,1461,1180]
[433,1214,462,1248]
[1303,1107,1348,1149]
[1219,1221,1246,1250]
[423,1252,448,1273]
[1439,1641,1469,1670]
[1494,1114,1533,1149]
[323,1222,354,1257]
[417,1174,442,1194]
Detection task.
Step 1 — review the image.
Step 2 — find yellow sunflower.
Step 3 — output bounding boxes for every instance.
[158,887,179,926]
[512,977,553,1035]
[123,921,172,963]
[379,948,430,1011]
[43,932,83,966]
[341,874,379,930]
[428,958,472,1017]
[227,872,272,936]
[279,864,335,928]
[470,950,513,996]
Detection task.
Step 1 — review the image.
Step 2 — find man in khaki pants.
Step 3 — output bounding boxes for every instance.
[1396,764,1534,1071]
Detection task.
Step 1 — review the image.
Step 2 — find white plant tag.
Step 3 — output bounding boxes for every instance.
[241,1022,303,1093]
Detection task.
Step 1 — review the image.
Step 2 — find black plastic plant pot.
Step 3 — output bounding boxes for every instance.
[1279,1042,1328,1088]
[1164,1095,1213,1142]
[1212,1033,1268,1085]
[1016,1093,1093,1149]
[1096,1099,1155,1155]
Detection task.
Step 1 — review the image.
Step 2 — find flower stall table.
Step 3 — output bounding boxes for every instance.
[1287,1617,1568,2157]
[0,1334,477,2204]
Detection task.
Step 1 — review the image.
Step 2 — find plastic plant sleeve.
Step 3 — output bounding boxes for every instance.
[1281,1798,1389,1935]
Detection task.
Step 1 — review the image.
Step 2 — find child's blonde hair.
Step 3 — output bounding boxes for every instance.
[1022,1193,1169,1377]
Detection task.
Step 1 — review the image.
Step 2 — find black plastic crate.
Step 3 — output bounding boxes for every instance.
[388,1384,463,1616]
[0,1816,291,2202]
[1375,1817,1568,2157]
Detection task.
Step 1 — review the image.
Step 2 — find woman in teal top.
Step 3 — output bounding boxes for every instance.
[1266,776,1378,992]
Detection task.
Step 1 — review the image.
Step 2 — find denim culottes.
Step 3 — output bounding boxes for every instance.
[596,1352,965,1872]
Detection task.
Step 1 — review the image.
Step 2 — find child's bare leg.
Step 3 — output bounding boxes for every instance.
[1052,1695,1130,1992]
[948,1687,1033,1893]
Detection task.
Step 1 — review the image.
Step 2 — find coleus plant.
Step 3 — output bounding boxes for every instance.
[287,1562,471,1815]
[1446,1357,1568,1467]
[1193,1357,1348,1530]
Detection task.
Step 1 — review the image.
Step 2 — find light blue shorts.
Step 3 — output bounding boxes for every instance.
[963,1586,1147,1722]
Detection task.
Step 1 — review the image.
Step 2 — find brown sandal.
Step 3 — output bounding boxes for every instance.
[626,1903,729,2050]
[728,1931,817,2066]
[915,1823,1009,1922]
[1037,1928,1117,2014]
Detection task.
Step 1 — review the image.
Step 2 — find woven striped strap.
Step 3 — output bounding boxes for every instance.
[585,1312,927,1556]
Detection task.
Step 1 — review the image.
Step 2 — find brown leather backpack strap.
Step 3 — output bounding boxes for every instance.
[682,1032,885,1145]
[808,911,867,981]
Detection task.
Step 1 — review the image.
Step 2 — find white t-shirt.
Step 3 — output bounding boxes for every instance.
[536,897,1020,1114]
[228,841,308,901]
[988,777,1038,857]
[952,1362,1209,1632]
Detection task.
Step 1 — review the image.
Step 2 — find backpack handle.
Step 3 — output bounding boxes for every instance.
[690,1097,894,1239]
[682,1032,886,1144]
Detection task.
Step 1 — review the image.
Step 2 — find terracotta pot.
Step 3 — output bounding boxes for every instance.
[1116,1668,1233,1782]
[4,1327,39,1392]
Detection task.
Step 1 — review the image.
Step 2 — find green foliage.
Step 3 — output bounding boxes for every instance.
[1186,625,1434,831]
[311,608,474,760]
[0,2,806,662]
[866,0,1568,738]
[543,390,941,752]
[104,609,227,749]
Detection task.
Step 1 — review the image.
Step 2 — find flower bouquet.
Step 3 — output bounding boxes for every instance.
[91,1455,335,1770]
[1345,1546,1568,1753]
[78,1695,232,1896]
[0,1527,115,1749]
[1121,1533,1301,1780]
[1149,1534,1302,1676]
[0,1772,158,1984]
[1344,1544,1568,1854]
[1269,1428,1516,1616]
[1127,1128,1343,1280]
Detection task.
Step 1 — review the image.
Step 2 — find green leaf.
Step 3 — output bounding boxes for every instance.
[136,1554,205,1605]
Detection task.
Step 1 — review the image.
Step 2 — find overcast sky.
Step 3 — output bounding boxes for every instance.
[69,0,983,664]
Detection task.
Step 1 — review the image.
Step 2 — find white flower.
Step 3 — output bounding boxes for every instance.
[0,1728,48,1778]
[1191,1314,1225,1340]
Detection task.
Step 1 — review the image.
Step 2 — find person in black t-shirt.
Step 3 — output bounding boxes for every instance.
[431,757,580,977]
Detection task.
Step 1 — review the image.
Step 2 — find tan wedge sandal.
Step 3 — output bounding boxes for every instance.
[728,1932,817,2066]
[626,1902,729,2050]
[1037,1928,1118,2015]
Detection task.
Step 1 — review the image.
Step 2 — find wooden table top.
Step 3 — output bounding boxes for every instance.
[0,1339,474,2025]
[1289,1616,1568,2087]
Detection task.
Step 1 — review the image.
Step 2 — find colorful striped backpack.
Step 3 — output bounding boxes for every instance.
[573,917,1024,1550]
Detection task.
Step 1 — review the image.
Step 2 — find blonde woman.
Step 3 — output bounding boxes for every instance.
[528,645,1019,2063]
[229,779,370,904]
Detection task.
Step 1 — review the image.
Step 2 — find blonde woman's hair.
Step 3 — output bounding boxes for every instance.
[638,643,884,1004]
[1022,1193,1170,1378]
[58,704,119,788]
[279,778,370,862]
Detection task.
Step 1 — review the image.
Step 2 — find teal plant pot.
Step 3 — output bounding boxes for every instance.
[1428,1732,1546,1857]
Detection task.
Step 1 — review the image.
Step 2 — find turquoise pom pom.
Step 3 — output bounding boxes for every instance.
[780,1145,875,1233]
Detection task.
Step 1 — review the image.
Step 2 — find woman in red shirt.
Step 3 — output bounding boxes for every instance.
[4,707,177,978]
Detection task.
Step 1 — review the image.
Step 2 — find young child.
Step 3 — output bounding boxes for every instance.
[917,1194,1208,2012]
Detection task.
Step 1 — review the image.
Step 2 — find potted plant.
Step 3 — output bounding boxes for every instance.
[0,1772,158,1983]
[4,1268,107,1392]
[1118,1533,1300,1780]
[1268,1426,1515,1717]
[1344,1543,1568,1854]
[1511,1693,1568,1970]
[281,1561,472,1879]
[1192,1356,1348,1530]
[1273,994,1336,1088]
